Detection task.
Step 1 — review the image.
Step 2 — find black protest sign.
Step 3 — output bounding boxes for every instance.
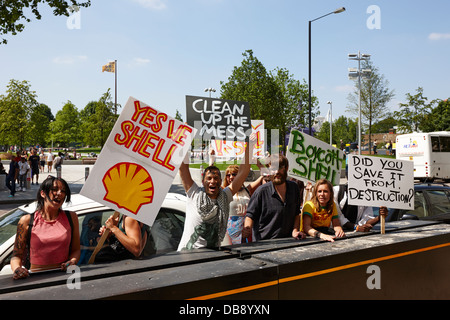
[185,95,251,141]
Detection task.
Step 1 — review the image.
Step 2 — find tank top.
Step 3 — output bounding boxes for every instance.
[30,210,72,266]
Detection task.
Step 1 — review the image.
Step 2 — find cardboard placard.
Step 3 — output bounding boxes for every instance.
[286,129,344,185]
[347,155,414,210]
[81,97,196,226]
[211,120,265,159]
[186,95,251,141]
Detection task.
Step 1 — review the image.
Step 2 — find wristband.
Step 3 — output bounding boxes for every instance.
[314,231,321,238]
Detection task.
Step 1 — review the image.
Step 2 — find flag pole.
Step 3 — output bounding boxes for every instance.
[114,59,117,115]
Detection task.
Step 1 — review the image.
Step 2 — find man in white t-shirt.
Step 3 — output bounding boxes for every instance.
[177,138,254,250]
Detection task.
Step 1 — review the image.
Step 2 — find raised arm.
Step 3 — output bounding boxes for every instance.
[228,135,255,196]
[179,151,194,193]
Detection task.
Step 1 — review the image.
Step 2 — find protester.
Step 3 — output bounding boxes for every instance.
[94,214,148,262]
[302,179,345,242]
[243,154,306,241]
[177,136,254,250]
[10,176,80,279]
[221,164,265,244]
[18,156,30,191]
[39,149,46,173]
[47,149,54,172]
[28,148,40,185]
[6,157,18,198]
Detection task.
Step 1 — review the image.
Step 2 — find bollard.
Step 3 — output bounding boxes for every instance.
[56,166,62,179]
[85,167,90,181]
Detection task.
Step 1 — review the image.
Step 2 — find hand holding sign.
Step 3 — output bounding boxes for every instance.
[348,155,414,235]
[81,97,196,228]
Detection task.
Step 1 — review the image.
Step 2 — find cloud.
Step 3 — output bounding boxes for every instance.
[130,0,167,10]
[52,55,87,64]
[428,33,450,41]
[133,57,151,65]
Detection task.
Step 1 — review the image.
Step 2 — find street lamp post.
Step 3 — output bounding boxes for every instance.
[204,88,216,98]
[348,51,371,155]
[327,101,332,145]
[308,7,345,136]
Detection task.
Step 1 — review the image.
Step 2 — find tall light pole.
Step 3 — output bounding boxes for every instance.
[327,101,332,145]
[348,51,371,155]
[308,7,345,136]
[204,87,216,98]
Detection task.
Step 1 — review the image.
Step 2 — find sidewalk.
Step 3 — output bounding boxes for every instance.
[0,162,187,205]
[0,164,94,205]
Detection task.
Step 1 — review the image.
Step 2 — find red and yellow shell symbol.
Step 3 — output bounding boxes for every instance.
[102,162,154,215]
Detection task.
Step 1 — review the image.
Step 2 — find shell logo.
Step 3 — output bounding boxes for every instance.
[102,162,154,215]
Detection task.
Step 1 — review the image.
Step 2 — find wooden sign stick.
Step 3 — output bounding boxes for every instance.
[380,214,385,235]
[88,211,120,264]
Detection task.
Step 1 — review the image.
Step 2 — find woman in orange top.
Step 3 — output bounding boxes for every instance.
[301,179,345,242]
[11,176,80,279]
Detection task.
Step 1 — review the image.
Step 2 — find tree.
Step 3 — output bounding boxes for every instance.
[80,89,118,147]
[0,0,91,45]
[271,67,314,145]
[28,103,54,146]
[316,115,357,146]
[175,109,183,122]
[420,98,450,132]
[0,79,39,148]
[220,50,316,148]
[371,113,397,134]
[51,101,80,147]
[394,87,439,133]
[346,60,394,153]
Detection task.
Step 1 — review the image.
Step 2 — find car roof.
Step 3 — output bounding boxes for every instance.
[18,192,187,216]
[414,183,450,191]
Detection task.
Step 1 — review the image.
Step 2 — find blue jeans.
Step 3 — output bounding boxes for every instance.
[6,175,15,196]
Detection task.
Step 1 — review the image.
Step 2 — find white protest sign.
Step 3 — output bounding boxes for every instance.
[211,120,265,160]
[347,155,414,210]
[80,97,196,226]
[286,129,345,185]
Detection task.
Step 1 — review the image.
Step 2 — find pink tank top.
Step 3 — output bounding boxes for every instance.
[30,211,72,266]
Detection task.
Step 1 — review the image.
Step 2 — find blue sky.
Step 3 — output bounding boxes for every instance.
[1,0,449,125]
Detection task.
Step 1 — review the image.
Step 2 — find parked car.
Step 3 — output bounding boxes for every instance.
[387,183,450,223]
[0,193,186,275]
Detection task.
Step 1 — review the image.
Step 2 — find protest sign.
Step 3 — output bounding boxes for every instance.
[211,120,265,160]
[186,95,251,141]
[81,97,196,227]
[347,155,414,210]
[286,129,344,185]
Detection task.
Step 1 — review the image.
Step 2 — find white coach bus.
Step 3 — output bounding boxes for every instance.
[396,131,450,181]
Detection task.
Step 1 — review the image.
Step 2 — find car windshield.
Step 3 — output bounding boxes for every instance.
[0,208,28,246]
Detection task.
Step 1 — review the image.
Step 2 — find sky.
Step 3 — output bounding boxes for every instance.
[1,0,449,125]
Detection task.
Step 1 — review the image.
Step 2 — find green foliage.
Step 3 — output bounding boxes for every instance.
[220,50,316,148]
[0,79,39,147]
[80,89,118,148]
[316,115,357,145]
[420,98,450,132]
[0,0,91,44]
[394,87,439,132]
[51,100,80,147]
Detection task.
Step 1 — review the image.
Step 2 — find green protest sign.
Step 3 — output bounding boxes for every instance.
[286,129,345,185]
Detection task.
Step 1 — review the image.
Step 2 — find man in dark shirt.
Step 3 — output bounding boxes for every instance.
[28,148,40,184]
[243,154,305,241]
[6,158,18,197]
